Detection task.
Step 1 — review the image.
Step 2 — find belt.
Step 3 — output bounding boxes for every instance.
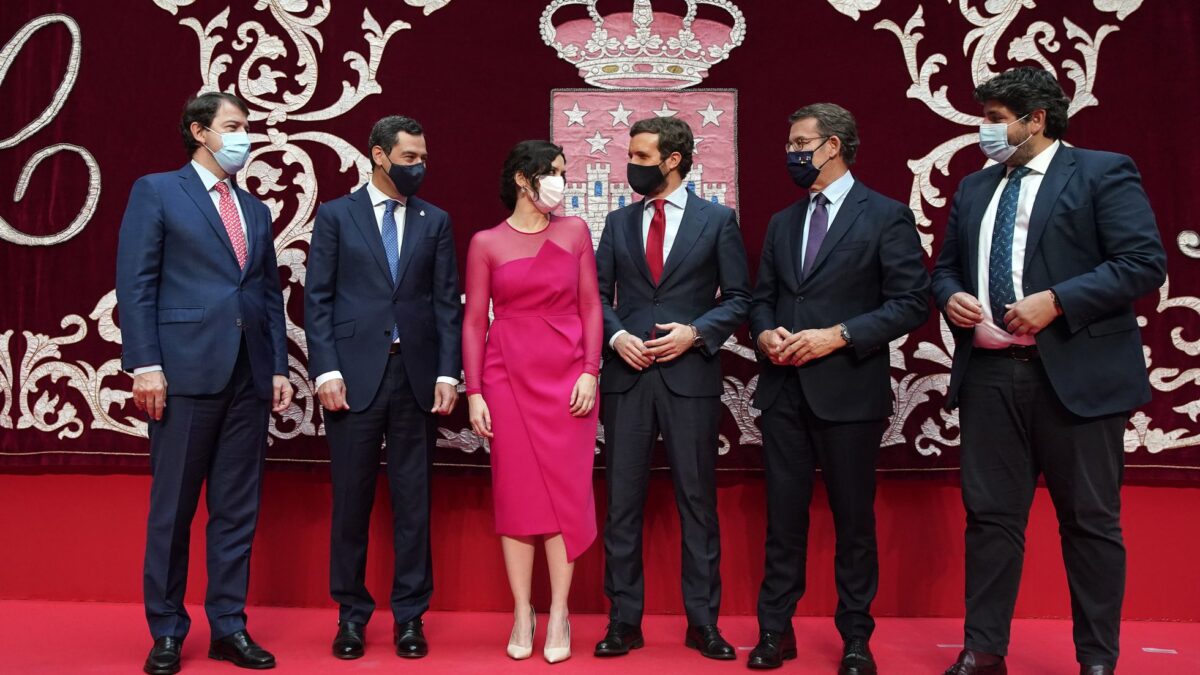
[388,342,401,355]
[976,344,1039,361]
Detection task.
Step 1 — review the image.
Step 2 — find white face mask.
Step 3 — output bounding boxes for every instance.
[978,114,1031,163]
[528,174,565,214]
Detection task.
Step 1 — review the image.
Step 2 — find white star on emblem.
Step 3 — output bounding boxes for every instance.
[608,103,633,127]
[585,131,613,155]
[652,102,678,118]
[693,137,705,153]
[697,102,724,127]
[563,102,588,126]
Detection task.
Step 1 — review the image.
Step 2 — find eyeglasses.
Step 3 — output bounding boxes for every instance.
[786,135,829,153]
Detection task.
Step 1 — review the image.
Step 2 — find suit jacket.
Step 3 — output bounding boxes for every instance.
[304,186,462,413]
[116,163,288,400]
[750,180,931,421]
[595,190,751,397]
[931,144,1167,417]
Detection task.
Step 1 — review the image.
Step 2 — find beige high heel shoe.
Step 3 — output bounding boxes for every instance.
[543,617,571,664]
[506,606,536,660]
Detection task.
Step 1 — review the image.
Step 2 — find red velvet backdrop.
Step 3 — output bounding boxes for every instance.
[2,0,1200,481]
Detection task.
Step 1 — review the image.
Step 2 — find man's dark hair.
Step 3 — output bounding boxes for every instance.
[499,140,564,210]
[788,103,860,166]
[974,67,1070,139]
[368,115,424,158]
[179,92,250,158]
[629,116,694,177]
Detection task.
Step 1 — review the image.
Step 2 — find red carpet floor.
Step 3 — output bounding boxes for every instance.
[0,601,1195,674]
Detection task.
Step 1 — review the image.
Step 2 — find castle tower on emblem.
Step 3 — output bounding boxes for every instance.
[542,0,745,246]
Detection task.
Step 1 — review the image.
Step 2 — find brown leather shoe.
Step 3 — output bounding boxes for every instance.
[944,649,1006,674]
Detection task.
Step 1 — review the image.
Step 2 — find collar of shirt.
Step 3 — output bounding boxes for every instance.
[366,180,407,210]
[810,170,855,209]
[191,159,233,194]
[1009,139,1060,177]
[644,181,690,213]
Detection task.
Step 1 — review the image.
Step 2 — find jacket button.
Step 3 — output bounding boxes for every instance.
[392,299,398,304]
[383,330,390,336]
[235,318,244,328]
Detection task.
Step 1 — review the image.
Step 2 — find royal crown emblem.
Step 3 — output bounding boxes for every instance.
[540,0,746,90]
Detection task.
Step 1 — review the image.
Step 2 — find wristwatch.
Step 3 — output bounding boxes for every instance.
[688,324,704,347]
[838,323,853,346]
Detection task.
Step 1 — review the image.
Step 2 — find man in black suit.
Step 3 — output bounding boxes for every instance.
[746,103,930,672]
[594,116,752,660]
[932,68,1166,675]
[304,115,462,660]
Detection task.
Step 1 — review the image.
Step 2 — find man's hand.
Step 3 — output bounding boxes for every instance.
[614,332,653,371]
[317,377,350,412]
[758,327,792,366]
[779,327,847,366]
[432,382,458,415]
[643,323,695,363]
[272,375,294,413]
[946,291,984,329]
[1004,290,1062,336]
[468,394,493,439]
[132,371,168,421]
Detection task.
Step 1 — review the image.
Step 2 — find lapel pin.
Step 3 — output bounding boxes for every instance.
[420,210,425,217]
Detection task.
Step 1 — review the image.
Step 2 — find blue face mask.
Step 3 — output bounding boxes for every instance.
[978,114,1031,163]
[384,159,426,197]
[786,137,831,189]
[204,127,251,174]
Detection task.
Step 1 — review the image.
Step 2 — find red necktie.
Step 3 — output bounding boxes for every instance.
[646,199,666,284]
[214,181,248,269]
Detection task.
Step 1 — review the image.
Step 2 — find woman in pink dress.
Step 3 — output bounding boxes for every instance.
[463,140,601,663]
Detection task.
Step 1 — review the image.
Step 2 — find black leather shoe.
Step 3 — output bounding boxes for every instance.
[747,630,796,669]
[1080,666,1114,675]
[332,621,365,660]
[685,624,736,660]
[594,621,645,657]
[394,619,428,659]
[839,638,876,675]
[144,636,183,675]
[208,630,276,669]
[945,649,1006,675]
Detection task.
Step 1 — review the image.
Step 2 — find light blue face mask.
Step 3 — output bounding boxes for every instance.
[204,126,252,174]
[978,114,1031,163]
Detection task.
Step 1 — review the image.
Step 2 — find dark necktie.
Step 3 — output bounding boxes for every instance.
[801,192,829,277]
[988,166,1032,330]
[646,199,666,284]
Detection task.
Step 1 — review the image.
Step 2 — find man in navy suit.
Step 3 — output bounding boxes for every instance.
[304,115,462,660]
[746,103,930,672]
[117,92,293,674]
[933,68,1166,675]
[594,116,751,660]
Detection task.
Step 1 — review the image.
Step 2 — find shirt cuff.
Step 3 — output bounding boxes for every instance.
[436,376,460,386]
[315,371,343,388]
[133,365,162,376]
[609,329,629,349]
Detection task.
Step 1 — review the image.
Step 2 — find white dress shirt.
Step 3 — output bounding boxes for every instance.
[609,182,691,348]
[132,161,249,377]
[315,181,458,389]
[974,141,1061,348]
[799,170,855,262]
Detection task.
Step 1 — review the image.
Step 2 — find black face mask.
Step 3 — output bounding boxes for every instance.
[627,161,668,196]
[786,137,831,189]
[383,158,425,197]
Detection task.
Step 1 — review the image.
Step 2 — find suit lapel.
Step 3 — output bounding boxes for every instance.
[393,197,422,293]
[1023,145,1076,269]
[800,181,867,283]
[178,164,240,269]
[657,193,710,288]
[348,187,394,286]
[963,164,1006,293]
[787,197,810,287]
[625,201,654,286]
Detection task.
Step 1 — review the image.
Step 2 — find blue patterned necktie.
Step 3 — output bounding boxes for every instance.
[801,192,829,277]
[381,199,401,341]
[988,166,1032,330]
